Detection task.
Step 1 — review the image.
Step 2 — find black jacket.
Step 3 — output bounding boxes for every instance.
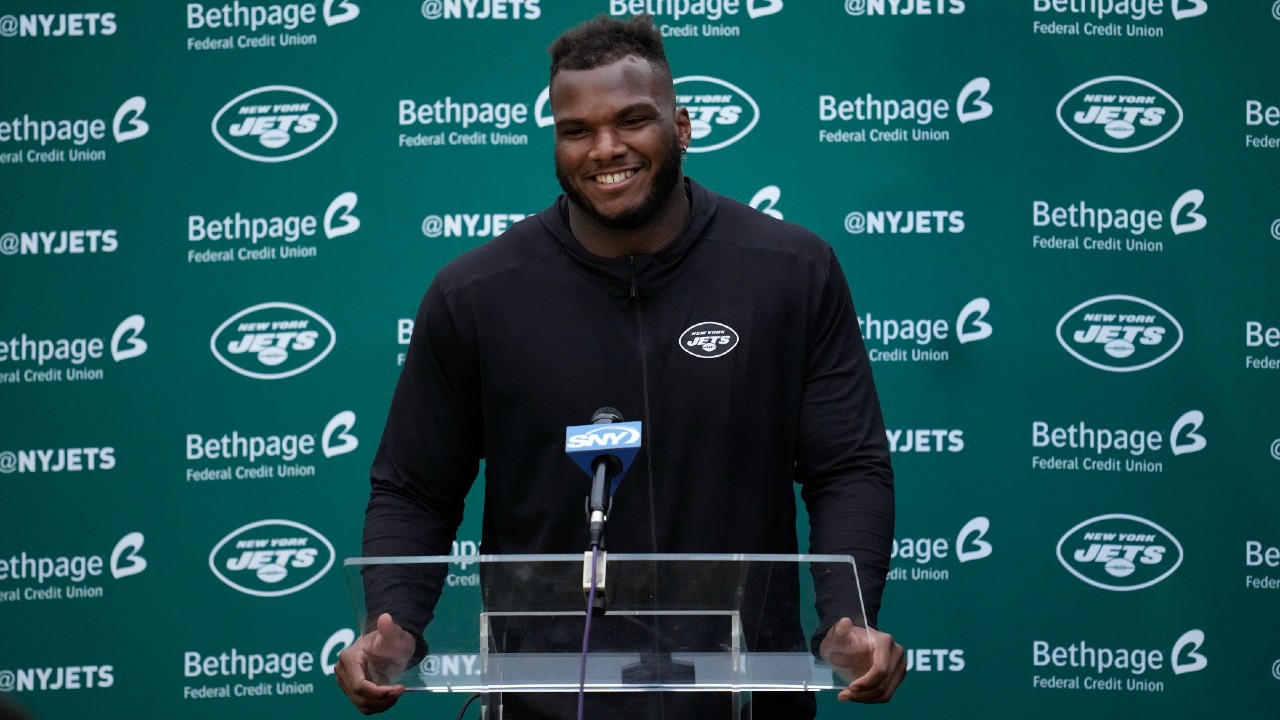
[365,178,894,718]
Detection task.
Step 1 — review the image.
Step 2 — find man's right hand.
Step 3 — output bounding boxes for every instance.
[335,613,417,714]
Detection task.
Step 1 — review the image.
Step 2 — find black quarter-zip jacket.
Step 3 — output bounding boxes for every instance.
[365,179,894,718]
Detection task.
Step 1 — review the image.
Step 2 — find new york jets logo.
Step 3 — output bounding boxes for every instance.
[211,302,336,379]
[1057,76,1182,153]
[1056,514,1183,591]
[208,519,335,597]
[675,76,759,153]
[1056,295,1182,372]
[212,85,337,162]
[679,322,740,358]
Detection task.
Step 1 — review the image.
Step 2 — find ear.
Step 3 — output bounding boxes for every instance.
[675,106,691,151]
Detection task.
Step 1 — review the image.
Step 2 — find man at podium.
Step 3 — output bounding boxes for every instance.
[337,13,904,718]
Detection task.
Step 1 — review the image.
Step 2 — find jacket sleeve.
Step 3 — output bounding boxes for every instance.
[361,279,484,655]
[795,247,895,633]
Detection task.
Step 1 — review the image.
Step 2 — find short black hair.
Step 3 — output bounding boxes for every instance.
[548,14,672,84]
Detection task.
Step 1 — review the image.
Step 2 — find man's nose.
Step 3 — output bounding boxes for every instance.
[588,128,626,160]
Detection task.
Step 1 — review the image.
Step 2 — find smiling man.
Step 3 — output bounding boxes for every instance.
[550,34,690,256]
[337,14,903,719]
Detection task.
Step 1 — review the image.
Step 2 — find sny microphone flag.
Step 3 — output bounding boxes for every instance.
[565,421,642,495]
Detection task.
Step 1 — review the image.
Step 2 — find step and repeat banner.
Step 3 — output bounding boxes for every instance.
[1,1,1277,718]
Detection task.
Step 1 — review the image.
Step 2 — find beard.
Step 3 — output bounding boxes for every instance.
[555,133,684,231]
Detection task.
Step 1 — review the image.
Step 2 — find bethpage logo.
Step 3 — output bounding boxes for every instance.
[1056,514,1182,591]
[1245,98,1280,150]
[212,86,337,162]
[845,209,964,235]
[420,0,540,20]
[397,318,414,366]
[1,228,119,257]
[1032,189,1205,253]
[1031,409,1206,473]
[0,97,147,164]
[819,77,991,144]
[0,314,146,385]
[1033,0,1207,38]
[1246,320,1280,371]
[401,92,534,148]
[889,516,992,582]
[447,539,481,587]
[209,519,335,597]
[1033,629,1207,693]
[188,191,359,264]
[181,628,353,699]
[859,298,992,363]
[0,532,146,605]
[187,1,360,51]
[846,0,964,17]
[0,12,116,38]
[185,410,359,482]
[421,211,529,239]
[1058,76,1183,153]
[1057,295,1182,372]
[1245,539,1280,591]
[748,185,783,219]
[612,0,783,39]
[210,302,336,380]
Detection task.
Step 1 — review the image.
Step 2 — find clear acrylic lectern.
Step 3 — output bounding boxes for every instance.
[344,553,868,718]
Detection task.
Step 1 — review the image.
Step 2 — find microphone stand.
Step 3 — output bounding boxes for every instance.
[584,459,610,616]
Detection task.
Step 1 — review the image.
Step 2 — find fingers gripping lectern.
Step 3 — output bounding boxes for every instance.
[345,554,869,719]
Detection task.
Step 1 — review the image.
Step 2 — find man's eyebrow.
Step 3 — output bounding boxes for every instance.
[613,102,661,117]
[556,102,664,128]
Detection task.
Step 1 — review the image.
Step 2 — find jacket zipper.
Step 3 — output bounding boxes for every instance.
[629,256,667,719]
[628,256,658,554]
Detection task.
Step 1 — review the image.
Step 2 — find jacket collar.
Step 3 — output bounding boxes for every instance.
[538,177,718,298]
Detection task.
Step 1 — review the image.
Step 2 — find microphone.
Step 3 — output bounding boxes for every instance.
[564,408,642,549]
[587,407,623,531]
[565,409,642,613]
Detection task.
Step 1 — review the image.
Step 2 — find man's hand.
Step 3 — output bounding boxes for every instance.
[818,617,906,703]
[335,613,417,715]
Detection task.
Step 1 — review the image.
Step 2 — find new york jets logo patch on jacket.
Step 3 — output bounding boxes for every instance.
[679,322,740,359]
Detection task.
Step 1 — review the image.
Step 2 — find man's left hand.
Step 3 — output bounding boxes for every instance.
[818,617,906,703]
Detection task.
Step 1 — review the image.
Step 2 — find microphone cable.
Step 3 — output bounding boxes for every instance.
[577,542,601,720]
[454,691,481,720]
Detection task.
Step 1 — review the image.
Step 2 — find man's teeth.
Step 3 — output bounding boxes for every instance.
[595,170,635,185]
